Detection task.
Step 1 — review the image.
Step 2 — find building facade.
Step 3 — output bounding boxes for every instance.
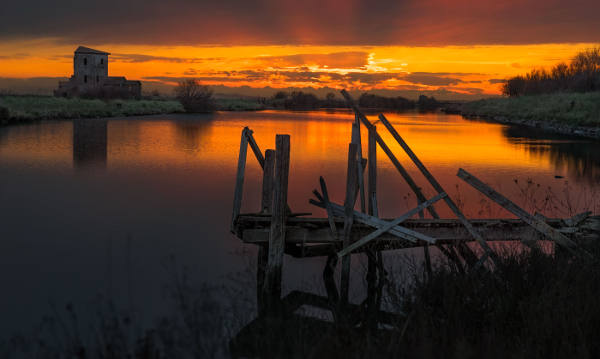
[55,46,141,99]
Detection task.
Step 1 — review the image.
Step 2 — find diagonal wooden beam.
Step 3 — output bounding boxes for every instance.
[457,168,579,255]
[245,127,265,169]
[340,90,440,220]
[337,192,447,258]
[377,113,496,265]
[319,176,338,241]
[309,198,436,244]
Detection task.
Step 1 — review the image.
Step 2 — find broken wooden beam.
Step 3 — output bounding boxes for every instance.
[337,192,447,258]
[457,168,579,254]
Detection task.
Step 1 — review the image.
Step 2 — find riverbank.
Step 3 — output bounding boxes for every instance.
[0,95,185,124]
[0,95,269,125]
[459,92,600,140]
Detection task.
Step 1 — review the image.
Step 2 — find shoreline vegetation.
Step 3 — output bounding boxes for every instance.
[0,91,442,125]
[458,92,600,140]
[4,239,600,358]
[453,47,600,140]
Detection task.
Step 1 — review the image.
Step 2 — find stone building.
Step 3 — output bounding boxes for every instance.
[55,46,141,99]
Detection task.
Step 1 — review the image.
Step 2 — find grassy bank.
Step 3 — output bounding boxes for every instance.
[0,95,184,123]
[215,97,266,111]
[462,92,600,127]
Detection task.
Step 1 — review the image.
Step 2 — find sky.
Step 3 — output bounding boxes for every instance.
[0,0,598,99]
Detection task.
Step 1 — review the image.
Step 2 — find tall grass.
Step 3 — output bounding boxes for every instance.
[463,92,600,126]
[0,96,184,123]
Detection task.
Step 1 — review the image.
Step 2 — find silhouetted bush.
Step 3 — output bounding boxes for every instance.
[175,79,215,113]
[503,47,600,96]
[284,91,320,109]
[0,106,9,122]
[358,93,415,109]
[417,95,440,110]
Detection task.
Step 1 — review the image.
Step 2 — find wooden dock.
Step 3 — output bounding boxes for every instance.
[229,90,599,338]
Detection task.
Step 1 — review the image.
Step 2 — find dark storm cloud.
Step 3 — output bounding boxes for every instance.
[1,0,598,45]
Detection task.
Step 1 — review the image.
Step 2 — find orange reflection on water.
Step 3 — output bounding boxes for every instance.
[0,111,598,219]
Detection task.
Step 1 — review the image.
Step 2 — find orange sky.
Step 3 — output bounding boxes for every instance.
[0,39,598,99]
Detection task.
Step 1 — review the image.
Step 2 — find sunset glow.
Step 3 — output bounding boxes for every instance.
[1,40,597,98]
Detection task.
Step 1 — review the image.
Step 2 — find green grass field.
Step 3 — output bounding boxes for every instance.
[0,95,184,123]
[462,92,600,126]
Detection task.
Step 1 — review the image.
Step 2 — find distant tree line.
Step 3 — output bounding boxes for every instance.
[268,91,440,110]
[503,47,600,97]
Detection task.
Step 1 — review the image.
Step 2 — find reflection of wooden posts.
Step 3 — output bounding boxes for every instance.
[341,143,358,304]
[257,149,275,315]
[264,135,290,308]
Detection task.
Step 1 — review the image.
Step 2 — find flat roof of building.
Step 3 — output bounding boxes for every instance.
[75,46,110,55]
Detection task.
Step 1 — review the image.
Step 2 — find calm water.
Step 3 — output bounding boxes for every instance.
[0,110,598,336]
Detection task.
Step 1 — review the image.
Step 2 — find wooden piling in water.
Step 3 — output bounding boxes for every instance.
[264,135,290,308]
[231,128,249,233]
[257,149,275,315]
[341,142,359,304]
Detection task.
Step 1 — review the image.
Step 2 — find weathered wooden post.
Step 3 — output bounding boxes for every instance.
[257,149,275,316]
[341,142,359,305]
[263,135,290,311]
[231,128,249,233]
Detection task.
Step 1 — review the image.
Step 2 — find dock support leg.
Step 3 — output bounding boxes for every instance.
[257,149,275,315]
[341,143,359,305]
[263,135,290,312]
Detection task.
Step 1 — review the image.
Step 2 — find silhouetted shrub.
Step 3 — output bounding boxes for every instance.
[175,79,215,113]
[0,106,9,122]
[284,91,320,109]
[358,93,415,109]
[417,95,440,110]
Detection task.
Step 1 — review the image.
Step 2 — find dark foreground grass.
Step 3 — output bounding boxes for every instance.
[462,92,600,127]
[0,96,184,123]
[3,242,600,358]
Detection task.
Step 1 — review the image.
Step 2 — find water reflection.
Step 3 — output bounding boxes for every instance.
[73,119,107,169]
[171,116,214,153]
[503,125,600,183]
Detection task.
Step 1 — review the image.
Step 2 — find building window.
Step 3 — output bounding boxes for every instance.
[84,75,87,83]
[96,76,99,83]
[84,58,87,65]
[100,59,104,65]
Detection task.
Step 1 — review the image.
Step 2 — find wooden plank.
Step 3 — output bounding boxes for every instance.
[368,126,378,217]
[319,176,338,240]
[245,127,265,169]
[338,192,446,257]
[264,135,291,305]
[352,121,367,214]
[231,127,249,233]
[378,113,494,264]
[341,143,359,304]
[261,149,275,214]
[310,199,435,243]
[340,90,439,219]
[457,168,578,254]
